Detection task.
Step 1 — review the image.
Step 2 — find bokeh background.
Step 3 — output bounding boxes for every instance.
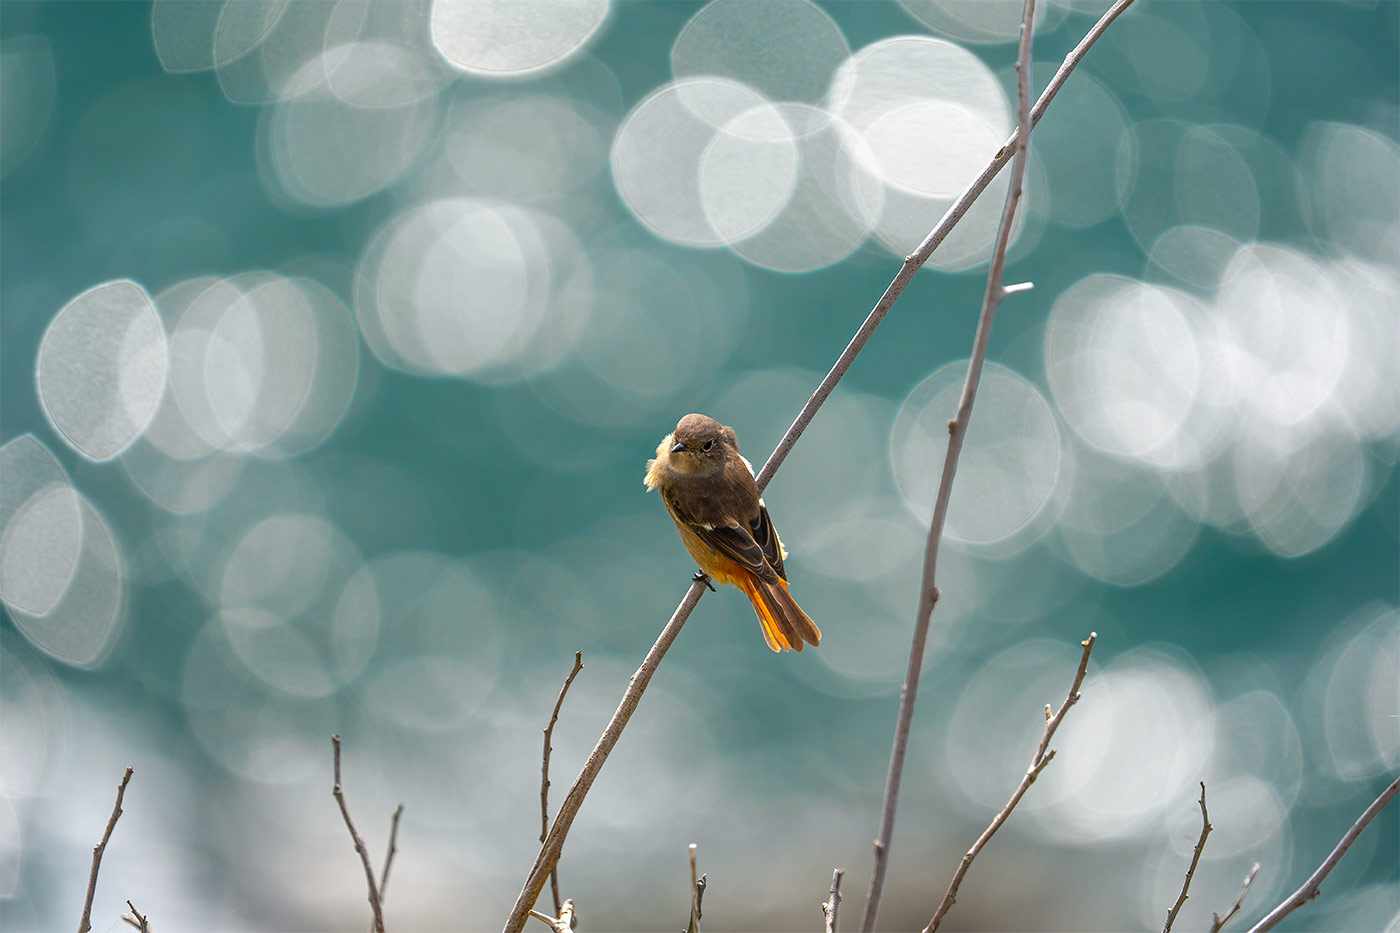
[1,0,1397,930]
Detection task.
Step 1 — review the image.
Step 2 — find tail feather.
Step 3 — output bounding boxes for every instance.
[737,574,821,652]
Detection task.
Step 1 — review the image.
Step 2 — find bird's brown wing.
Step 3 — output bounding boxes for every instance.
[747,504,787,581]
[664,487,781,585]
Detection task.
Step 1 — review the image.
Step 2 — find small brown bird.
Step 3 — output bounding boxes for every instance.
[645,413,821,652]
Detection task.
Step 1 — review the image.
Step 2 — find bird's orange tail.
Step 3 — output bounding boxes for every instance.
[737,574,822,652]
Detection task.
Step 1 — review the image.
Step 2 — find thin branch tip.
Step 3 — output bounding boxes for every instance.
[79,766,135,933]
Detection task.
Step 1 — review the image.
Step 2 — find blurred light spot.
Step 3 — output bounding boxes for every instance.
[152,0,286,72]
[1034,648,1214,841]
[1317,607,1400,781]
[612,78,796,248]
[0,484,84,617]
[352,553,504,730]
[829,36,1008,198]
[0,792,16,896]
[358,198,580,380]
[1319,883,1400,933]
[1112,1,1211,106]
[1046,274,1203,461]
[1118,120,1260,256]
[446,93,607,203]
[1215,244,1348,429]
[1303,121,1400,266]
[1053,442,1198,586]
[1029,66,1131,229]
[182,621,336,784]
[1147,225,1240,289]
[1,488,124,669]
[429,0,607,76]
[802,496,924,584]
[672,0,849,105]
[892,361,1060,553]
[1200,691,1303,806]
[166,458,325,600]
[261,42,438,208]
[0,35,56,177]
[699,100,801,245]
[1326,260,1400,444]
[37,280,168,462]
[218,514,371,697]
[148,273,359,459]
[0,640,71,798]
[1234,423,1366,558]
[899,0,1070,44]
[725,105,882,273]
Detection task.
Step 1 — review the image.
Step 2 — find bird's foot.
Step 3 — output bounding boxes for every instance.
[693,571,716,593]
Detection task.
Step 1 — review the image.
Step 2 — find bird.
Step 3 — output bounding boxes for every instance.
[644,413,821,652]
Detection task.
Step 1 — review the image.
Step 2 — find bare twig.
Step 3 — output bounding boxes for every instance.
[78,765,133,933]
[121,899,150,933]
[686,843,704,933]
[528,900,576,933]
[1245,774,1400,933]
[505,583,706,931]
[822,868,845,933]
[923,633,1096,933]
[1210,863,1260,933]
[542,652,584,917]
[377,805,404,907]
[503,4,1138,929]
[1163,783,1213,933]
[863,0,1041,927]
[332,735,385,933]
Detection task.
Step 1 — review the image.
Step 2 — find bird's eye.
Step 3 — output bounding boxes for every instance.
[702,439,715,452]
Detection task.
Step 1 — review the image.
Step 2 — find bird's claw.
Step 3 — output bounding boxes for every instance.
[693,571,716,592]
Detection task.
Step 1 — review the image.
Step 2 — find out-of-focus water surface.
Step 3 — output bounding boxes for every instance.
[1,1,1396,930]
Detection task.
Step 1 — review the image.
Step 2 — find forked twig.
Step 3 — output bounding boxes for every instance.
[78,766,133,933]
[541,652,584,917]
[121,899,150,933]
[1163,783,1213,933]
[1245,774,1400,933]
[332,735,385,933]
[923,633,1096,933]
[1210,863,1260,933]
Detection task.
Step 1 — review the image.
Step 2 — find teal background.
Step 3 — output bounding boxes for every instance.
[1,1,1397,930]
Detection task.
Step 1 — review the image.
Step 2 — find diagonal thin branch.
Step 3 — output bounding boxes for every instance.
[752,0,1138,497]
[378,805,404,905]
[541,652,584,917]
[504,583,706,931]
[923,633,1096,933]
[78,766,133,933]
[503,4,1136,930]
[1245,773,1400,933]
[862,0,1041,926]
[1163,783,1213,933]
[1210,862,1260,933]
[332,735,385,933]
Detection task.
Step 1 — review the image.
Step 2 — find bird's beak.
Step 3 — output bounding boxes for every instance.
[671,441,686,454]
